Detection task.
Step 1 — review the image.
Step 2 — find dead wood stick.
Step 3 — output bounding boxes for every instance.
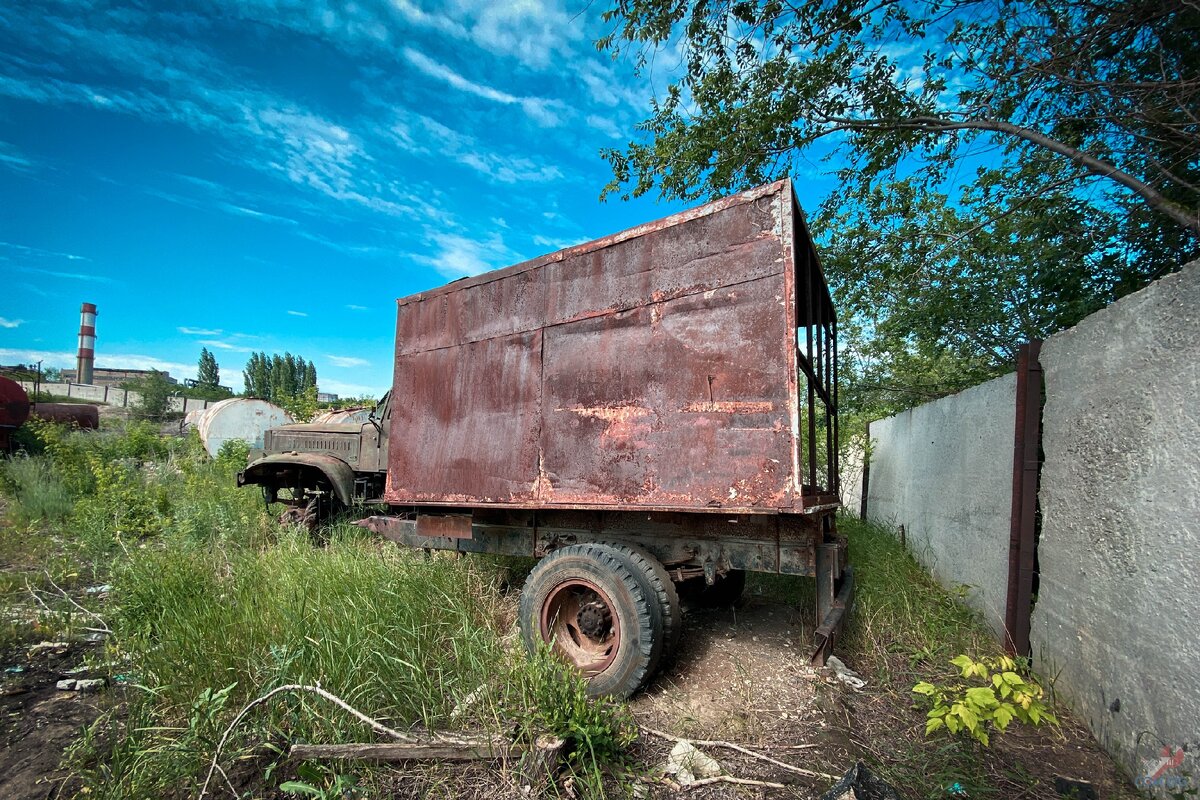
[290,740,511,762]
[685,775,789,790]
[199,683,421,800]
[641,726,839,781]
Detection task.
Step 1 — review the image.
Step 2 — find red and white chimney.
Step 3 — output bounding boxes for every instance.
[77,302,97,385]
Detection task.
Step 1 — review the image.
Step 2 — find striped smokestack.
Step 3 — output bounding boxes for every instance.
[77,302,97,385]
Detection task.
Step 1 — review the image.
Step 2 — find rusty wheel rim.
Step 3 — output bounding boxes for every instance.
[539,579,621,676]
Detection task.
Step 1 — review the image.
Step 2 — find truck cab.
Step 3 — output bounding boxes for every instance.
[237,391,390,523]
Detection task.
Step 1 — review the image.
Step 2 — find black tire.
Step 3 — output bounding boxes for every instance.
[597,541,682,669]
[518,543,663,698]
[681,569,747,608]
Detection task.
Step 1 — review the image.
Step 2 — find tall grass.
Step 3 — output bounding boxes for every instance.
[2,421,632,798]
[0,454,74,523]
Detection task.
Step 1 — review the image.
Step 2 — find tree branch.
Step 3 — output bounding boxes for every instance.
[816,115,1200,234]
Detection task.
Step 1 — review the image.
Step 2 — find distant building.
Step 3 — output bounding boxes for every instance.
[317,391,338,403]
[60,367,178,387]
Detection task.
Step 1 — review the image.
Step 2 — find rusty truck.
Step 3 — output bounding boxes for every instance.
[238,179,852,697]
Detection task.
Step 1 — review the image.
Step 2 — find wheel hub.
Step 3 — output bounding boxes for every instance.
[576,599,612,639]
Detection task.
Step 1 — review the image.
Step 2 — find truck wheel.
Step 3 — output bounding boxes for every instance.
[519,543,663,698]
[597,541,682,668]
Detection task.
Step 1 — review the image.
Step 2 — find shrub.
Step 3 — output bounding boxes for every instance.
[913,654,1058,746]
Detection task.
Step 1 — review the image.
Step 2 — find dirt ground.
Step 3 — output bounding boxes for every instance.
[0,639,102,800]
[626,585,1141,800]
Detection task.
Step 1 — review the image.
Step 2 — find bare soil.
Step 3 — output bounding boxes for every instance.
[0,640,101,800]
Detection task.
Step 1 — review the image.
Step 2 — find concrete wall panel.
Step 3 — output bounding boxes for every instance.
[865,372,1017,640]
[1032,259,1200,784]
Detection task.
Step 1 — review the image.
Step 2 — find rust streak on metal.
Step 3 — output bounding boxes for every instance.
[681,401,774,414]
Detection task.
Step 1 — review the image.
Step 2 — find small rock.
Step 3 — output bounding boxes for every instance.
[665,740,721,786]
[56,679,77,691]
[826,656,867,690]
[63,665,92,676]
[74,678,106,693]
[85,632,107,642]
[85,584,112,595]
[28,641,70,657]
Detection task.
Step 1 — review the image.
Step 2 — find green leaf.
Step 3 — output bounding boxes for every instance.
[912,681,936,696]
[925,717,946,735]
[965,686,1000,709]
[993,704,1014,730]
[950,655,974,675]
[279,782,325,797]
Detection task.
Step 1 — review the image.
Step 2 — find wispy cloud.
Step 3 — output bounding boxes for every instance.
[532,234,585,252]
[0,240,89,261]
[415,231,521,280]
[317,377,389,399]
[286,310,308,317]
[0,141,36,173]
[401,48,565,126]
[390,112,564,184]
[0,348,194,378]
[326,355,370,368]
[9,264,114,283]
[198,339,255,353]
[178,326,222,336]
[0,317,23,329]
[345,304,368,311]
[585,114,625,140]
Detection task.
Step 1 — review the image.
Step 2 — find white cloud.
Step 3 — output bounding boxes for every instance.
[198,339,255,353]
[345,304,368,311]
[0,317,23,329]
[585,114,625,140]
[326,355,370,368]
[401,48,565,127]
[317,377,389,399]
[178,326,222,336]
[0,141,35,172]
[389,111,566,184]
[415,231,520,279]
[8,264,113,283]
[0,348,194,379]
[532,234,585,252]
[286,310,308,317]
[0,240,89,261]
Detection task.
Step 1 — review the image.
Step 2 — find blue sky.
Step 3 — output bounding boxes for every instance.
[0,0,839,397]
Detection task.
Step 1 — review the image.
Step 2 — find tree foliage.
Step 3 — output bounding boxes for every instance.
[599,0,1199,416]
[242,352,318,405]
[600,0,1198,237]
[126,370,175,421]
[196,348,220,389]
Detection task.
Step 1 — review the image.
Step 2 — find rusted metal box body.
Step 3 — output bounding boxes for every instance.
[385,179,837,514]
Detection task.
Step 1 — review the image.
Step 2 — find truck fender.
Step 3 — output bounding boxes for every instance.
[238,453,357,505]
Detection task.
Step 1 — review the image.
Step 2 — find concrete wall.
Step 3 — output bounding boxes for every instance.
[864,372,1016,640]
[1031,259,1200,785]
[18,381,215,413]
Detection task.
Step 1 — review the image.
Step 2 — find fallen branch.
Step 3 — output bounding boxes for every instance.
[199,683,419,800]
[642,726,839,781]
[289,740,511,762]
[685,775,788,790]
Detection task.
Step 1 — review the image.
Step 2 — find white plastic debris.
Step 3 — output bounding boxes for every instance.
[826,656,867,690]
[665,739,722,785]
[28,641,70,657]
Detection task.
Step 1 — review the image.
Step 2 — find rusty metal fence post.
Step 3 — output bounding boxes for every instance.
[1005,341,1043,656]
